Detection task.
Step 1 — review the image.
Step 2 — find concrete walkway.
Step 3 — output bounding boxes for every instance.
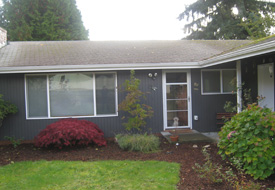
[161,130,219,143]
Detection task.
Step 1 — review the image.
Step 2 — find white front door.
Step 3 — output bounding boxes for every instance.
[258,63,274,110]
[163,71,192,130]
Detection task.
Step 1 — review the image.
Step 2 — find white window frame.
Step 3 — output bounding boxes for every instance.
[201,69,236,95]
[25,72,118,119]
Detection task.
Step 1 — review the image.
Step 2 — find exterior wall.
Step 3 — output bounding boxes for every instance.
[0,70,163,140]
[0,27,7,49]
[191,63,237,132]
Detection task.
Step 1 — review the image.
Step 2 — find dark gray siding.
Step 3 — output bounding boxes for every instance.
[191,63,237,132]
[0,70,163,140]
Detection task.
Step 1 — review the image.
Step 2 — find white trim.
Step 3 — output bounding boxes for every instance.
[93,74,97,116]
[46,75,51,118]
[25,71,118,119]
[201,69,236,95]
[236,61,242,113]
[1,39,275,74]
[200,40,275,67]
[0,62,200,74]
[162,70,192,130]
[24,75,28,119]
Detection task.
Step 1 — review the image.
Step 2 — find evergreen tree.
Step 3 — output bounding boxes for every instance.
[0,0,88,41]
[178,0,275,40]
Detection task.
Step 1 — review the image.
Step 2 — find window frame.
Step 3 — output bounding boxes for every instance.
[25,72,118,119]
[201,69,236,95]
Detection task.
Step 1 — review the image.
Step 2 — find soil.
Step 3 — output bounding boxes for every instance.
[0,137,275,190]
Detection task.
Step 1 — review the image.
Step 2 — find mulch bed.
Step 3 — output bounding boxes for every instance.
[0,136,275,190]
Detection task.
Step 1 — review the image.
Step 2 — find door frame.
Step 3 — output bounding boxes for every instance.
[162,70,192,130]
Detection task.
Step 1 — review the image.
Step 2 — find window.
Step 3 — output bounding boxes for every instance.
[201,69,236,94]
[25,72,117,119]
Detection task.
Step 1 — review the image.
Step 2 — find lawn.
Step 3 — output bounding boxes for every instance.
[0,160,180,190]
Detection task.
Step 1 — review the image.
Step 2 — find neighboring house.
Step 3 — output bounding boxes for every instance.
[0,27,275,140]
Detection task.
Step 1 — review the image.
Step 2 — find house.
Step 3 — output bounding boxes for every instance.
[0,27,274,140]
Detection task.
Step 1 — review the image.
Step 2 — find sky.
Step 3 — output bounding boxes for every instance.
[0,0,196,40]
[76,0,197,40]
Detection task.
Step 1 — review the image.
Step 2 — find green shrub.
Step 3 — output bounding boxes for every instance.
[4,136,22,148]
[218,104,275,179]
[116,133,160,153]
[118,70,153,131]
[0,94,17,122]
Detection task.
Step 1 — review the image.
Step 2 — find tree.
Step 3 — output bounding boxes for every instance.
[178,0,275,40]
[118,70,153,132]
[0,0,88,41]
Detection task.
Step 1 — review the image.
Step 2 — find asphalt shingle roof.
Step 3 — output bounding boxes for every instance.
[0,40,252,67]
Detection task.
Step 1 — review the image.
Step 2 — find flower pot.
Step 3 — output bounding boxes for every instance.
[170,135,179,142]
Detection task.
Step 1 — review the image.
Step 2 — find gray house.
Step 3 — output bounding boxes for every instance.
[0,27,275,140]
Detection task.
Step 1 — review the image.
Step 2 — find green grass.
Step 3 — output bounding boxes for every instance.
[0,160,180,190]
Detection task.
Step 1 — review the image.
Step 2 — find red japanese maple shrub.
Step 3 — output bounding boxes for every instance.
[34,119,107,149]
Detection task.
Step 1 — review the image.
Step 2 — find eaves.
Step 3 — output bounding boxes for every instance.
[0,62,200,74]
[200,39,275,67]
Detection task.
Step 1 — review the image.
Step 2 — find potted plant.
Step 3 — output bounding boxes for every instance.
[170,117,179,142]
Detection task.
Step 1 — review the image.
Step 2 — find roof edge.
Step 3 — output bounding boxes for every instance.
[0,62,200,74]
[200,39,275,67]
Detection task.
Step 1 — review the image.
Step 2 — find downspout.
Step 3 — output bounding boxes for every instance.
[236,60,242,113]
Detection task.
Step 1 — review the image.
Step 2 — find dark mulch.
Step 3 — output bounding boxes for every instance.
[0,137,275,190]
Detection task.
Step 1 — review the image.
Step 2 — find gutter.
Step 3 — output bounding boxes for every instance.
[0,62,200,74]
[0,39,275,74]
[200,39,275,67]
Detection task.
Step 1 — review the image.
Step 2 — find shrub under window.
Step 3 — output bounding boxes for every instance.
[34,118,107,149]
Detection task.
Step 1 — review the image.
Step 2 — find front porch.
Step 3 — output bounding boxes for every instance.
[161,129,219,143]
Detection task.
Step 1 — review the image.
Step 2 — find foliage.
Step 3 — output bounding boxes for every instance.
[115,133,160,153]
[0,0,88,41]
[4,136,22,148]
[0,94,17,121]
[178,0,275,40]
[218,104,275,179]
[193,146,224,183]
[34,118,106,149]
[224,86,254,113]
[0,160,180,190]
[118,70,153,131]
[194,146,261,189]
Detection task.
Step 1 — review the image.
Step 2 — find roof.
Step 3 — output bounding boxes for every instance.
[0,37,274,73]
[201,35,275,67]
[0,40,251,73]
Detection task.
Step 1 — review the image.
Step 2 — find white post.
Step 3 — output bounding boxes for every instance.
[236,60,242,113]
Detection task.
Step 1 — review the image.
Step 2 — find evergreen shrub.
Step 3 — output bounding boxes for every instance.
[35,119,106,149]
[218,104,275,179]
[116,133,160,153]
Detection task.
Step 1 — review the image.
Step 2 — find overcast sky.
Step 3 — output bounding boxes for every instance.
[0,0,197,40]
[76,0,196,40]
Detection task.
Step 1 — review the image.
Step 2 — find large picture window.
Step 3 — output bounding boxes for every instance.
[25,72,117,119]
[201,69,236,94]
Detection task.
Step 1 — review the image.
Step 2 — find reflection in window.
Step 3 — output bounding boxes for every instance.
[49,73,94,117]
[26,75,48,117]
[202,70,236,94]
[96,73,116,115]
[26,72,117,118]
[202,71,220,93]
